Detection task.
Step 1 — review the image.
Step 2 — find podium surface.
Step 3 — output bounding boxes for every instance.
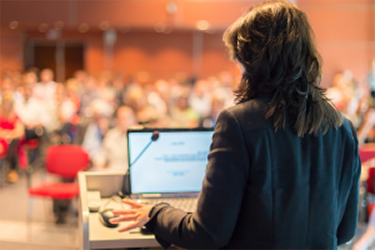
[78,171,160,250]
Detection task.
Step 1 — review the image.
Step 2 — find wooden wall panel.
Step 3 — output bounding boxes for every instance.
[85,41,104,76]
[113,32,194,82]
[0,0,374,88]
[201,33,234,78]
[300,0,375,86]
[0,1,71,26]
[318,44,375,88]
[0,28,23,73]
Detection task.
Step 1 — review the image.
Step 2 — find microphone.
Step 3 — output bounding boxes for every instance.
[124,130,159,195]
[129,131,159,169]
[119,131,160,197]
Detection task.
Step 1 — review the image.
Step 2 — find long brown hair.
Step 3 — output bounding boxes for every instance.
[223,0,343,137]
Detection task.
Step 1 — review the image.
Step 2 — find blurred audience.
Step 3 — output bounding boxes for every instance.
[2,64,375,236]
[4,65,373,177]
[93,106,137,172]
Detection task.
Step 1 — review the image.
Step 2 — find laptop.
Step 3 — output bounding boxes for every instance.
[126,128,214,211]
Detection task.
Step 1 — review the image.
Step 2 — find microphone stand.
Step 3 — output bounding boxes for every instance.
[123,131,159,196]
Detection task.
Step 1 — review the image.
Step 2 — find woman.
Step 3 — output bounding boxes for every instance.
[0,91,25,182]
[110,1,361,249]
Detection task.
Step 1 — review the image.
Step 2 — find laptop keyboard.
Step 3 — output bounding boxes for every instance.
[140,198,198,212]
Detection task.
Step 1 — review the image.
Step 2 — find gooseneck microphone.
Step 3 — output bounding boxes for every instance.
[124,131,159,195]
[129,131,159,168]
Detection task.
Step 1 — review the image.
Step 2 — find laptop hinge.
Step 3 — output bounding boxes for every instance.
[140,193,162,198]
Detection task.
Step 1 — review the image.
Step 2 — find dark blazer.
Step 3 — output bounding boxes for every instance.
[145,97,361,249]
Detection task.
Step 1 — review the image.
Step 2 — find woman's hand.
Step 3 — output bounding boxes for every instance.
[110,199,152,232]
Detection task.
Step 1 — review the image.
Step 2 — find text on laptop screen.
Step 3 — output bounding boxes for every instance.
[128,130,214,194]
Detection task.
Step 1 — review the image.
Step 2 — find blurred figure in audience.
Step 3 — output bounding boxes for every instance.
[22,70,38,89]
[80,99,111,160]
[327,70,359,114]
[126,86,159,126]
[200,92,227,128]
[147,79,168,116]
[357,108,375,145]
[9,71,23,102]
[93,106,137,172]
[0,76,23,105]
[170,88,199,128]
[353,210,375,250]
[217,71,236,108]
[33,68,56,104]
[169,77,185,104]
[367,58,375,103]
[97,73,116,108]
[73,70,88,95]
[155,79,171,106]
[189,79,212,121]
[66,78,81,112]
[14,83,48,142]
[112,72,127,108]
[0,77,13,102]
[0,91,25,183]
[79,76,100,118]
[51,84,77,144]
[10,71,22,90]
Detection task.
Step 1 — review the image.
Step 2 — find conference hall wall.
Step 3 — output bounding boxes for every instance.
[0,0,374,87]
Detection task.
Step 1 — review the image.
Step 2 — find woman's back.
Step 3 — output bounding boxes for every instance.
[217,97,360,249]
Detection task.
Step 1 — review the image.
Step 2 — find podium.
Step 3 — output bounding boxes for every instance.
[78,171,160,250]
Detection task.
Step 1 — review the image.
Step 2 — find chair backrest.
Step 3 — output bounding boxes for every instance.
[46,145,90,179]
[367,167,375,194]
[363,144,375,194]
[359,144,375,163]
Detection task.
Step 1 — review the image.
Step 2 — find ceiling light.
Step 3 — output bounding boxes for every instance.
[39,23,48,33]
[9,21,18,30]
[79,23,90,33]
[54,21,64,30]
[99,21,110,31]
[166,2,178,14]
[154,23,166,33]
[196,20,209,31]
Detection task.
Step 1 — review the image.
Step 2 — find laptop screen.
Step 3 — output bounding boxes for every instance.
[127,128,214,195]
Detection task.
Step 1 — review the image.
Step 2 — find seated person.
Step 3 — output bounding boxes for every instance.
[170,89,200,128]
[93,106,138,172]
[80,99,112,160]
[0,91,25,182]
[14,83,48,141]
[353,203,375,250]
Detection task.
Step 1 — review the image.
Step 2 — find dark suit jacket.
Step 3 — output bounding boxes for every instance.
[145,97,361,249]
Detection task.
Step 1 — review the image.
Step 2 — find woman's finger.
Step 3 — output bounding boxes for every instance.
[112,210,137,215]
[118,221,141,232]
[122,199,144,209]
[110,213,139,223]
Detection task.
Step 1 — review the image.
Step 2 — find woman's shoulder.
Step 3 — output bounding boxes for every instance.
[218,98,272,130]
[223,98,269,118]
[339,116,359,144]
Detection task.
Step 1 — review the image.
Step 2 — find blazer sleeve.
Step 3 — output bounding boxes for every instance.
[145,109,250,249]
[337,123,361,245]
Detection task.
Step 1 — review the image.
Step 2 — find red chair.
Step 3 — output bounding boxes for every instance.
[27,145,89,227]
[361,144,375,216]
[361,144,375,165]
